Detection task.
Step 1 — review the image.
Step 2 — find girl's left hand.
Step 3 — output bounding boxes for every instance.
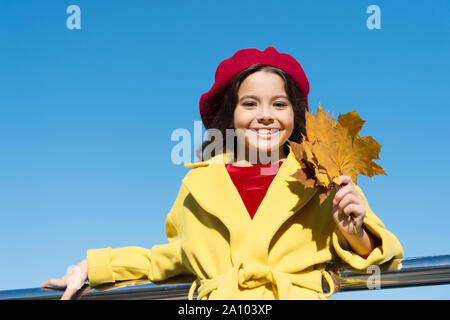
[332,175,366,235]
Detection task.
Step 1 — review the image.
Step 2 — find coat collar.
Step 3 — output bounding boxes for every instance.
[182,144,318,262]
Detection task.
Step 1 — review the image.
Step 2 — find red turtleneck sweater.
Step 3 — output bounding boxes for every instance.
[225,160,373,259]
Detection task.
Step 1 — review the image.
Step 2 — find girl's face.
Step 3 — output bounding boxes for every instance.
[232,71,294,161]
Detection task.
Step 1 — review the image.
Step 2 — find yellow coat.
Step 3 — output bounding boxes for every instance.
[86,144,404,300]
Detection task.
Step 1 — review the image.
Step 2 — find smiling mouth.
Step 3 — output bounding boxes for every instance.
[249,128,280,138]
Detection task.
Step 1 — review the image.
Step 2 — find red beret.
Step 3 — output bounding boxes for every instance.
[199,46,310,129]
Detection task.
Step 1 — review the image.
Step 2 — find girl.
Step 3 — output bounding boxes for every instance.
[41,46,404,300]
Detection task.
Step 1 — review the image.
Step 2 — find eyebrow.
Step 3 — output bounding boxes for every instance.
[239,95,289,102]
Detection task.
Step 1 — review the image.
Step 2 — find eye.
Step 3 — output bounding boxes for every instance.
[274,102,287,107]
[243,102,256,107]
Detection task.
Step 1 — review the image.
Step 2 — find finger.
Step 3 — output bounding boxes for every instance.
[343,203,363,218]
[338,193,362,212]
[333,184,353,206]
[334,178,363,206]
[40,279,52,288]
[41,278,67,289]
[338,175,353,186]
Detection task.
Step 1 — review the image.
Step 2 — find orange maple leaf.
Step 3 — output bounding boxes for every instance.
[290,104,387,204]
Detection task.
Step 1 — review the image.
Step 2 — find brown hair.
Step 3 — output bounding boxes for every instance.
[196,63,343,294]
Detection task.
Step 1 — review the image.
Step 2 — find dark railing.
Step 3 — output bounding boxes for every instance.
[1,255,449,300]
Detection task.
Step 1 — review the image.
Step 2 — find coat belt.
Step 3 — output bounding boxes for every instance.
[188,262,335,300]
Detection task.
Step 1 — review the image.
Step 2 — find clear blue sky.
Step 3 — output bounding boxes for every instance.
[0,1,449,298]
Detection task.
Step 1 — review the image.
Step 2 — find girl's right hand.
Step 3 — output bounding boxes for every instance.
[41,258,92,300]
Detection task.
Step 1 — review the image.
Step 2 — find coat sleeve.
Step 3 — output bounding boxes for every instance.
[331,185,404,272]
[86,183,195,288]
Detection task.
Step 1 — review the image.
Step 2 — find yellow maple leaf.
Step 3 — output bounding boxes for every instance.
[290,104,387,204]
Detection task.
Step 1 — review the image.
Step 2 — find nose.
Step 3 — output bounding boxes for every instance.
[258,104,274,123]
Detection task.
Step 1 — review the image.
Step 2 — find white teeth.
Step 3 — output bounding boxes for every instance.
[251,129,279,134]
